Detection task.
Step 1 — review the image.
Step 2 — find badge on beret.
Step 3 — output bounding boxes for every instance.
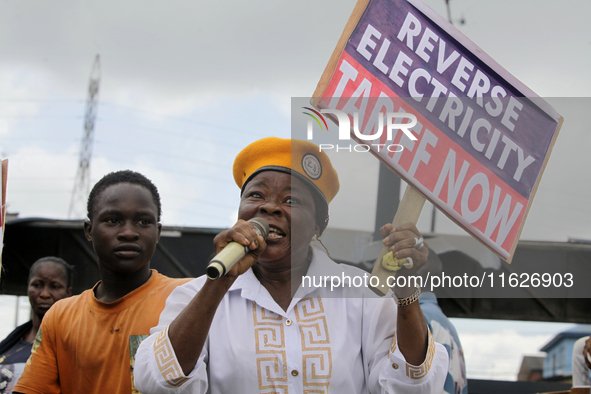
[302,153,322,180]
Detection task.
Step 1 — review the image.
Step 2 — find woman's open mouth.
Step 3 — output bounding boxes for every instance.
[267,226,286,239]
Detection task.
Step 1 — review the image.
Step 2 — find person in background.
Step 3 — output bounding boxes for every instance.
[418,250,468,394]
[572,335,591,387]
[14,170,192,394]
[0,257,73,393]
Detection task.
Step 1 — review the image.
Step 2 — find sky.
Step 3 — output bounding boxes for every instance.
[1,0,590,381]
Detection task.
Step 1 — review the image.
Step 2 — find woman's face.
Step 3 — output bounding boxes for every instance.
[28,261,71,319]
[238,171,318,265]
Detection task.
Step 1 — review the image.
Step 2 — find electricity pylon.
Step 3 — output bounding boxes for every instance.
[68,55,101,219]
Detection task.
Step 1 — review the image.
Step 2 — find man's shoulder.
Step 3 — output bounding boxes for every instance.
[154,272,193,286]
[151,273,194,294]
[157,275,207,303]
[36,292,90,336]
[48,291,90,315]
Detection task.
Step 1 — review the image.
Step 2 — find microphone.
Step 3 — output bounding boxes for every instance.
[206,218,270,280]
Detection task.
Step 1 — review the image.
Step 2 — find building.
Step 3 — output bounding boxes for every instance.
[540,324,591,382]
[517,355,544,382]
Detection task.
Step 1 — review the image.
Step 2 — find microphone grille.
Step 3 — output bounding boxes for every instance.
[249,217,270,239]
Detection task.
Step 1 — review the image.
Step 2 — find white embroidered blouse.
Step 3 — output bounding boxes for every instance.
[134,248,449,393]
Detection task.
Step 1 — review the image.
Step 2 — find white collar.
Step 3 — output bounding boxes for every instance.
[225,247,337,316]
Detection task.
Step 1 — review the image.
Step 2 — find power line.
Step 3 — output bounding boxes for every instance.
[0,115,83,120]
[93,139,229,170]
[0,99,84,104]
[161,206,233,223]
[87,152,233,185]
[0,138,79,143]
[10,189,72,194]
[99,100,271,138]
[1,153,78,158]
[160,192,235,211]
[95,116,250,150]
[0,98,273,140]
[8,177,75,182]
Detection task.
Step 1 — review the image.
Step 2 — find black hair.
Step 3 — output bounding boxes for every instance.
[86,170,162,221]
[29,256,75,289]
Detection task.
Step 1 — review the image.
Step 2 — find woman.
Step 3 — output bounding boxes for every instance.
[134,137,448,393]
[0,257,73,393]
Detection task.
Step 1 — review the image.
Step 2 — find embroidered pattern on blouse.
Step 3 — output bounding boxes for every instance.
[405,330,436,380]
[388,332,397,359]
[253,302,289,393]
[253,297,333,394]
[295,297,332,393]
[154,326,188,387]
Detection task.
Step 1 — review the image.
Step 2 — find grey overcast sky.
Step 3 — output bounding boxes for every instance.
[1,0,590,242]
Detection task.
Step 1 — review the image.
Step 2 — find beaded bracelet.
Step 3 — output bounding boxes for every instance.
[394,286,421,307]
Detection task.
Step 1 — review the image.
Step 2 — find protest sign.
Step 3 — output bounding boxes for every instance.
[311,0,562,265]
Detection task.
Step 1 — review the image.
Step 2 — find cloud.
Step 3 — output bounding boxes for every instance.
[460,329,552,380]
[5,145,78,217]
[0,0,358,111]
[1,0,589,119]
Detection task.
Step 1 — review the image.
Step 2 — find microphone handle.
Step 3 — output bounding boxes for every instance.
[206,218,269,280]
[206,242,249,280]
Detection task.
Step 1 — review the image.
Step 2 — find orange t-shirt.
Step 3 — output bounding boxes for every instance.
[14,270,191,394]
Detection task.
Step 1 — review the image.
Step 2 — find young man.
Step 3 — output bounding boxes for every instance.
[14,170,191,394]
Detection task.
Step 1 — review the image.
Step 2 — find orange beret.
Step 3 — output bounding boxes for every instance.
[233,137,339,204]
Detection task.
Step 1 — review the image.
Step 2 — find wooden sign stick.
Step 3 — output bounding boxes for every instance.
[371,184,426,295]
